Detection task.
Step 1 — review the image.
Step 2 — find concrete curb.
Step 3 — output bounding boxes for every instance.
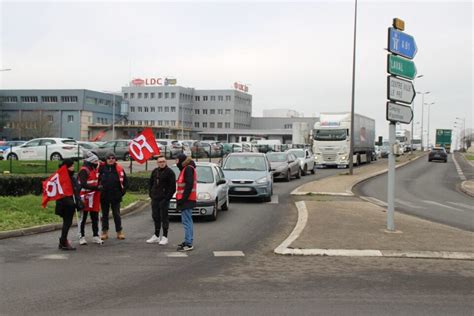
[0,198,151,240]
[460,180,474,197]
[274,201,474,260]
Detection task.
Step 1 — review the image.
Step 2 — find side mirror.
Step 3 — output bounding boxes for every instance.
[217,179,226,185]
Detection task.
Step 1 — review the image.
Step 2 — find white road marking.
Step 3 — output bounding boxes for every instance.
[421,200,466,212]
[213,251,245,257]
[446,201,473,211]
[360,196,388,207]
[452,154,467,181]
[165,252,188,257]
[39,254,68,260]
[274,201,308,254]
[269,194,279,204]
[395,199,424,209]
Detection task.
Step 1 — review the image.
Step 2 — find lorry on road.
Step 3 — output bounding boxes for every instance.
[435,129,452,153]
[313,112,375,168]
[396,129,411,152]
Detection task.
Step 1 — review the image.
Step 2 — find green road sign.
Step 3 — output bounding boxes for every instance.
[387,54,417,80]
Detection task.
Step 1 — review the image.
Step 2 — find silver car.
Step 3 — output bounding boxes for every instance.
[168,162,229,221]
[266,151,301,181]
[287,148,315,175]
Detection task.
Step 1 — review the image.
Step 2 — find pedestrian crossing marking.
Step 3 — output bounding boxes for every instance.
[422,200,466,212]
[269,194,279,204]
[213,251,245,257]
[165,252,188,257]
[39,254,68,260]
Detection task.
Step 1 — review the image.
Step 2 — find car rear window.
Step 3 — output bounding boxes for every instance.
[223,155,267,171]
[170,165,214,183]
[432,148,445,153]
[62,140,77,145]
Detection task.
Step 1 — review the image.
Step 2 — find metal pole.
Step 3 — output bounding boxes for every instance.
[112,94,115,140]
[349,0,358,175]
[181,105,184,140]
[387,122,396,231]
[420,94,424,151]
[427,104,431,150]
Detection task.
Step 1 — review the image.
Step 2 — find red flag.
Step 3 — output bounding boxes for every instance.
[128,128,160,164]
[42,165,74,208]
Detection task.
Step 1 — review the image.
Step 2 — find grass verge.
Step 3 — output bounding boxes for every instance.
[0,193,148,232]
[0,160,84,175]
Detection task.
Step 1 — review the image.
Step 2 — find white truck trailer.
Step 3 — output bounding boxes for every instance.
[396,129,411,153]
[313,112,375,168]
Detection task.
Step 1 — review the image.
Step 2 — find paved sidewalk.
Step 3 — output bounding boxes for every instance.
[277,153,474,260]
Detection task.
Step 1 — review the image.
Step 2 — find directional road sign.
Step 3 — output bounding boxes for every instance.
[387,76,416,104]
[386,102,413,124]
[387,54,417,80]
[388,27,417,59]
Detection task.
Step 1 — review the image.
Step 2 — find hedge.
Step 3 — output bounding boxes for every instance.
[0,174,150,196]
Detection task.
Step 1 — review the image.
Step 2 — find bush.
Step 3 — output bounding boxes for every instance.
[0,174,150,196]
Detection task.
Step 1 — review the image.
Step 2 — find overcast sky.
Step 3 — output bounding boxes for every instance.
[0,0,472,143]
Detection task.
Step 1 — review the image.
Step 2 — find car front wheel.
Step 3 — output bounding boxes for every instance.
[7,153,18,160]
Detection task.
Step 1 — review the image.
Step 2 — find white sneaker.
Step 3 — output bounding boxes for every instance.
[146,234,160,244]
[158,236,168,245]
[79,237,87,245]
[92,236,104,245]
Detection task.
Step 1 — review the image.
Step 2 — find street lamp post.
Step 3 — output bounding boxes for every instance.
[425,102,435,150]
[348,0,358,175]
[455,117,466,151]
[416,91,430,151]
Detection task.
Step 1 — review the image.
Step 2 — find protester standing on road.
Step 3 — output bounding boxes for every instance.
[98,152,128,240]
[147,155,176,245]
[78,152,103,245]
[175,153,196,252]
[55,159,82,251]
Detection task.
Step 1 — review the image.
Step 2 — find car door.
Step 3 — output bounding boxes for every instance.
[288,153,299,175]
[214,166,228,207]
[39,139,57,160]
[17,139,42,160]
[305,149,314,169]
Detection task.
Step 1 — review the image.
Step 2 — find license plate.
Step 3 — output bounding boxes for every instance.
[169,202,176,209]
[234,187,251,192]
[434,155,440,158]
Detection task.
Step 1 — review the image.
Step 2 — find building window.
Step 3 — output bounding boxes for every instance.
[124,93,128,99]
[218,109,223,115]
[164,106,169,112]
[225,122,230,128]
[21,96,38,103]
[203,96,208,101]
[158,120,163,126]
[158,106,163,112]
[225,109,231,115]
[2,96,18,103]
[42,96,58,103]
[144,93,148,99]
[130,106,135,112]
[144,120,148,125]
[210,122,215,128]
[171,106,176,112]
[150,120,155,126]
[210,96,216,101]
[194,122,199,128]
[130,93,135,99]
[203,109,208,115]
[210,109,215,115]
[138,120,142,125]
[226,95,231,101]
[202,122,208,128]
[171,92,176,99]
[165,92,169,99]
[150,107,155,112]
[195,109,200,115]
[67,115,74,123]
[150,93,155,98]
[164,120,170,126]
[158,92,162,99]
[218,95,224,101]
[138,106,143,112]
[284,124,293,129]
[217,122,222,128]
[195,96,200,101]
[144,107,149,112]
[138,93,142,99]
[170,121,176,126]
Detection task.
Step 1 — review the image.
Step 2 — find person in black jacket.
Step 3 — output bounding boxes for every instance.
[146,155,176,245]
[55,158,82,251]
[175,153,197,252]
[98,152,129,240]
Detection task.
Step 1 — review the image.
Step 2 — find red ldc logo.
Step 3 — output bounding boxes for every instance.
[46,174,64,197]
[129,135,154,161]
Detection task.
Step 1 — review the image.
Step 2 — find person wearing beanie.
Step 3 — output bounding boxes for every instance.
[175,153,196,252]
[146,155,176,245]
[78,152,103,245]
[55,159,82,250]
[98,152,128,240]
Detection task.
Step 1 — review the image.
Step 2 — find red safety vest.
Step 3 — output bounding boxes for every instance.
[79,166,101,212]
[115,164,125,190]
[176,165,197,201]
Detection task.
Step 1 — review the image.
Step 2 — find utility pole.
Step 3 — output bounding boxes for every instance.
[349,0,358,175]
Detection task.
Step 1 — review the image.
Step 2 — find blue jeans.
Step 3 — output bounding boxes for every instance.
[181,208,193,246]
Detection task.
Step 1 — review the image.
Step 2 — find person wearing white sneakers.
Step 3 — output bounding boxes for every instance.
[147,155,176,245]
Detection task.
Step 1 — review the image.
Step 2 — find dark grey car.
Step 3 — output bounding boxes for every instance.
[266,152,301,181]
[92,140,131,161]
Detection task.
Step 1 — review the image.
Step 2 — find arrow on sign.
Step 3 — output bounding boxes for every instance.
[387,54,417,80]
[387,76,416,104]
[388,27,417,59]
[386,102,413,124]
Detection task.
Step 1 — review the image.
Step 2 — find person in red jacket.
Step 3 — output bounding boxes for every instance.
[78,152,103,245]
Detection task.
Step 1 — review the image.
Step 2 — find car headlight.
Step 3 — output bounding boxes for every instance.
[256,177,268,184]
[340,156,347,160]
[198,192,212,200]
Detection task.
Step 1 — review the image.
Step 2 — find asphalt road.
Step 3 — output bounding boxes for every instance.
[1,164,473,315]
[354,153,474,231]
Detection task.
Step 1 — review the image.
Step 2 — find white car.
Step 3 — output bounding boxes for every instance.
[168,162,229,221]
[3,138,80,161]
[287,148,315,175]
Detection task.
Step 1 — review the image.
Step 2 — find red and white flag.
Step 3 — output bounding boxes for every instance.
[128,128,160,164]
[42,165,74,208]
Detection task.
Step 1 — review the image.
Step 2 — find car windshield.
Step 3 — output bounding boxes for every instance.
[266,153,288,162]
[171,166,214,183]
[288,150,305,158]
[223,155,267,171]
[314,129,347,141]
